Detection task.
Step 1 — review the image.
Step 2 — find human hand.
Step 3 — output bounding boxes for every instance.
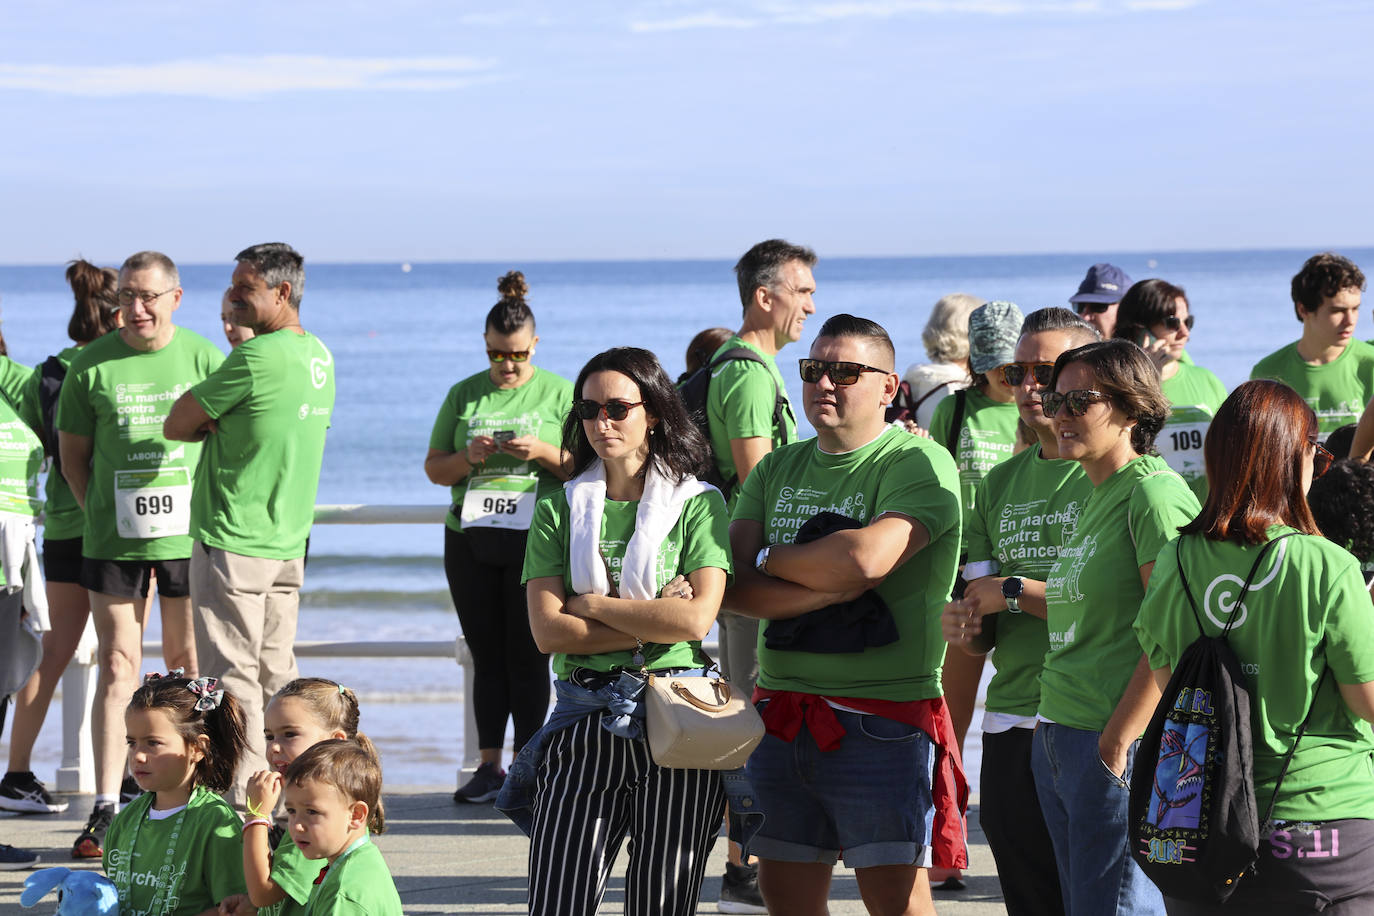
[941,597,982,648]
[219,893,251,915]
[659,574,694,600]
[902,419,931,438]
[1098,734,1130,782]
[962,577,1008,617]
[499,434,543,461]
[1140,335,1172,370]
[246,769,282,817]
[466,436,499,464]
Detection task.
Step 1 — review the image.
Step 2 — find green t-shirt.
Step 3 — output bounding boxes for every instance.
[0,356,38,432]
[304,838,402,916]
[102,786,248,916]
[929,386,1020,552]
[1158,363,1228,499]
[428,366,572,533]
[733,426,962,701]
[57,329,224,561]
[29,347,84,540]
[1039,456,1200,731]
[264,830,326,916]
[190,330,335,559]
[522,487,732,677]
[1136,529,1374,821]
[1250,339,1374,436]
[0,394,43,523]
[965,445,1094,716]
[704,336,797,502]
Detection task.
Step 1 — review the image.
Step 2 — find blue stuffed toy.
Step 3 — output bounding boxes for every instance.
[20,867,119,916]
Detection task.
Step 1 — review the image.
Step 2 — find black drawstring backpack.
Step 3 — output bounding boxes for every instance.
[1129,532,1325,903]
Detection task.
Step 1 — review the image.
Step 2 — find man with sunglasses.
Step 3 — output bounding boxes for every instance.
[1068,262,1132,339]
[165,242,336,806]
[56,250,224,856]
[727,314,964,916]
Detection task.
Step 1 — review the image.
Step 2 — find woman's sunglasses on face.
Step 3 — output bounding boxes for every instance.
[999,362,1055,388]
[1309,438,1334,478]
[1041,389,1112,418]
[574,399,645,421]
[1160,315,1195,332]
[488,349,531,363]
[798,359,886,386]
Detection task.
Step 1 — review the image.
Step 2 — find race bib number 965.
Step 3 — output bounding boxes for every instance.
[114,468,192,538]
[460,474,537,530]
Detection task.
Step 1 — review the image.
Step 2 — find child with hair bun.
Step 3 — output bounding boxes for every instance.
[283,739,401,915]
[103,671,249,915]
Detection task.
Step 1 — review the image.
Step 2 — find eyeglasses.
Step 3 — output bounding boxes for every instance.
[1041,389,1112,418]
[1311,440,1334,479]
[1000,362,1056,388]
[574,399,645,421]
[1074,301,1112,315]
[488,349,532,363]
[116,287,176,307]
[1160,315,1195,332]
[798,359,886,386]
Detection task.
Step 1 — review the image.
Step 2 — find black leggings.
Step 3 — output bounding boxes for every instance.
[444,526,549,753]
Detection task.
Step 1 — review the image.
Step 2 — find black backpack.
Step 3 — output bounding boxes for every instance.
[35,355,67,466]
[1129,532,1324,903]
[677,347,791,499]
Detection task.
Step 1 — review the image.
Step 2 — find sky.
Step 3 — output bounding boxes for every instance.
[2,0,1371,263]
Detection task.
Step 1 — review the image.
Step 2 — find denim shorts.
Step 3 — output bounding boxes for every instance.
[746,704,936,868]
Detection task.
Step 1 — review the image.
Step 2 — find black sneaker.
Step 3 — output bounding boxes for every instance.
[72,803,115,860]
[453,762,505,804]
[0,771,69,814]
[718,861,767,914]
[120,774,142,804]
[0,843,39,871]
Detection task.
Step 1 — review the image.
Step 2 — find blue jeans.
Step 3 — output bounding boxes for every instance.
[1031,722,1165,916]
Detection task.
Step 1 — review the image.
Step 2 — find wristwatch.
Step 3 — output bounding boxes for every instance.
[1002,576,1024,613]
[754,545,773,576]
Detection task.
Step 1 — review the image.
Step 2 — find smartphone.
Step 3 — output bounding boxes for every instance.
[493,430,516,444]
[1135,329,1157,348]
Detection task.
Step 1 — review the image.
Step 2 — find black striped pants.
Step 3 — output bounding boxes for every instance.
[528,711,726,916]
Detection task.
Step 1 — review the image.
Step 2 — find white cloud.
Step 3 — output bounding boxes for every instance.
[630,0,1197,29]
[0,55,495,99]
[630,11,761,31]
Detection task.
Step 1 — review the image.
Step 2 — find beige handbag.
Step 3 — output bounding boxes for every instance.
[644,670,765,770]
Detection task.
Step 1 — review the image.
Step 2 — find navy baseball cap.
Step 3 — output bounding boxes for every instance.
[1069,263,1133,305]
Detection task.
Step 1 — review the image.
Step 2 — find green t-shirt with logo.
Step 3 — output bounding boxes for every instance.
[1158,363,1228,499]
[264,830,326,916]
[966,445,1093,716]
[102,787,247,916]
[57,329,224,561]
[0,395,44,566]
[1135,528,1374,822]
[0,356,38,432]
[1250,339,1374,436]
[428,366,572,533]
[189,330,334,560]
[733,426,962,701]
[28,347,85,539]
[705,336,797,503]
[304,839,402,916]
[929,386,1020,552]
[522,487,732,677]
[1039,455,1200,731]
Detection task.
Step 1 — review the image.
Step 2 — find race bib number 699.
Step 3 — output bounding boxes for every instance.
[114,468,192,539]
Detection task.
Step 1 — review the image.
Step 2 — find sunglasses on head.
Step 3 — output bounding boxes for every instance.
[574,398,645,421]
[1041,388,1112,418]
[1160,315,1195,332]
[1309,438,1334,479]
[488,349,531,363]
[798,359,886,386]
[1074,301,1112,315]
[1000,362,1056,388]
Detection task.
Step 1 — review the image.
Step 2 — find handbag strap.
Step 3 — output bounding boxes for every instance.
[1175,532,1296,641]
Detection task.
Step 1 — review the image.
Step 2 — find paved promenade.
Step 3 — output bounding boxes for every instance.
[0,790,1008,914]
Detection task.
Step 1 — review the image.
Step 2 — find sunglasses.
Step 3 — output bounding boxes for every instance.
[1041,388,1112,418]
[1074,301,1112,315]
[1311,439,1334,479]
[1160,315,1195,332]
[798,359,887,386]
[574,399,645,421]
[488,349,531,363]
[1000,362,1056,388]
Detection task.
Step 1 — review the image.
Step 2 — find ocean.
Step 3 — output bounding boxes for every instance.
[1,247,1370,790]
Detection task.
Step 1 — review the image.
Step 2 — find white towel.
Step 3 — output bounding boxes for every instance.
[566,459,713,600]
[0,513,47,631]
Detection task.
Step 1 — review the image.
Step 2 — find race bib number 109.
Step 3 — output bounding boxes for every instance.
[114,468,192,538]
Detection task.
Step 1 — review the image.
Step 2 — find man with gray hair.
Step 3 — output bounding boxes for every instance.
[166,242,335,802]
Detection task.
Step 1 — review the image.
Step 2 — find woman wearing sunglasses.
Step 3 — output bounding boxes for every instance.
[1113,279,1227,500]
[1134,380,1374,914]
[513,346,733,915]
[424,270,573,804]
[1032,339,1200,915]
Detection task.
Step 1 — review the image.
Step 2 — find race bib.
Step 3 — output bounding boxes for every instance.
[460,474,537,530]
[1156,421,1208,483]
[114,468,192,538]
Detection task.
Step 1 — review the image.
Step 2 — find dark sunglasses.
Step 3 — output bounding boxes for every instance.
[1160,315,1195,332]
[798,359,886,386]
[574,399,645,421]
[1041,388,1112,418]
[1000,362,1056,388]
[1312,440,1334,479]
[1074,301,1112,315]
[488,349,531,363]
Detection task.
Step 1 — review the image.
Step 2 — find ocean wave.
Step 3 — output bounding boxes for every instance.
[306,553,442,570]
[299,588,453,610]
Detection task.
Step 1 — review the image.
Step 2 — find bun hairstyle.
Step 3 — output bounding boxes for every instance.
[127,674,247,793]
[487,270,534,336]
[284,739,386,834]
[271,678,380,763]
[65,259,121,344]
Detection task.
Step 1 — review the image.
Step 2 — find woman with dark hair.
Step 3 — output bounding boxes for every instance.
[424,270,572,804]
[1308,457,1374,596]
[1113,279,1227,498]
[1031,339,1200,916]
[506,346,732,916]
[1135,380,1374,913]
[0,261,121,816]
